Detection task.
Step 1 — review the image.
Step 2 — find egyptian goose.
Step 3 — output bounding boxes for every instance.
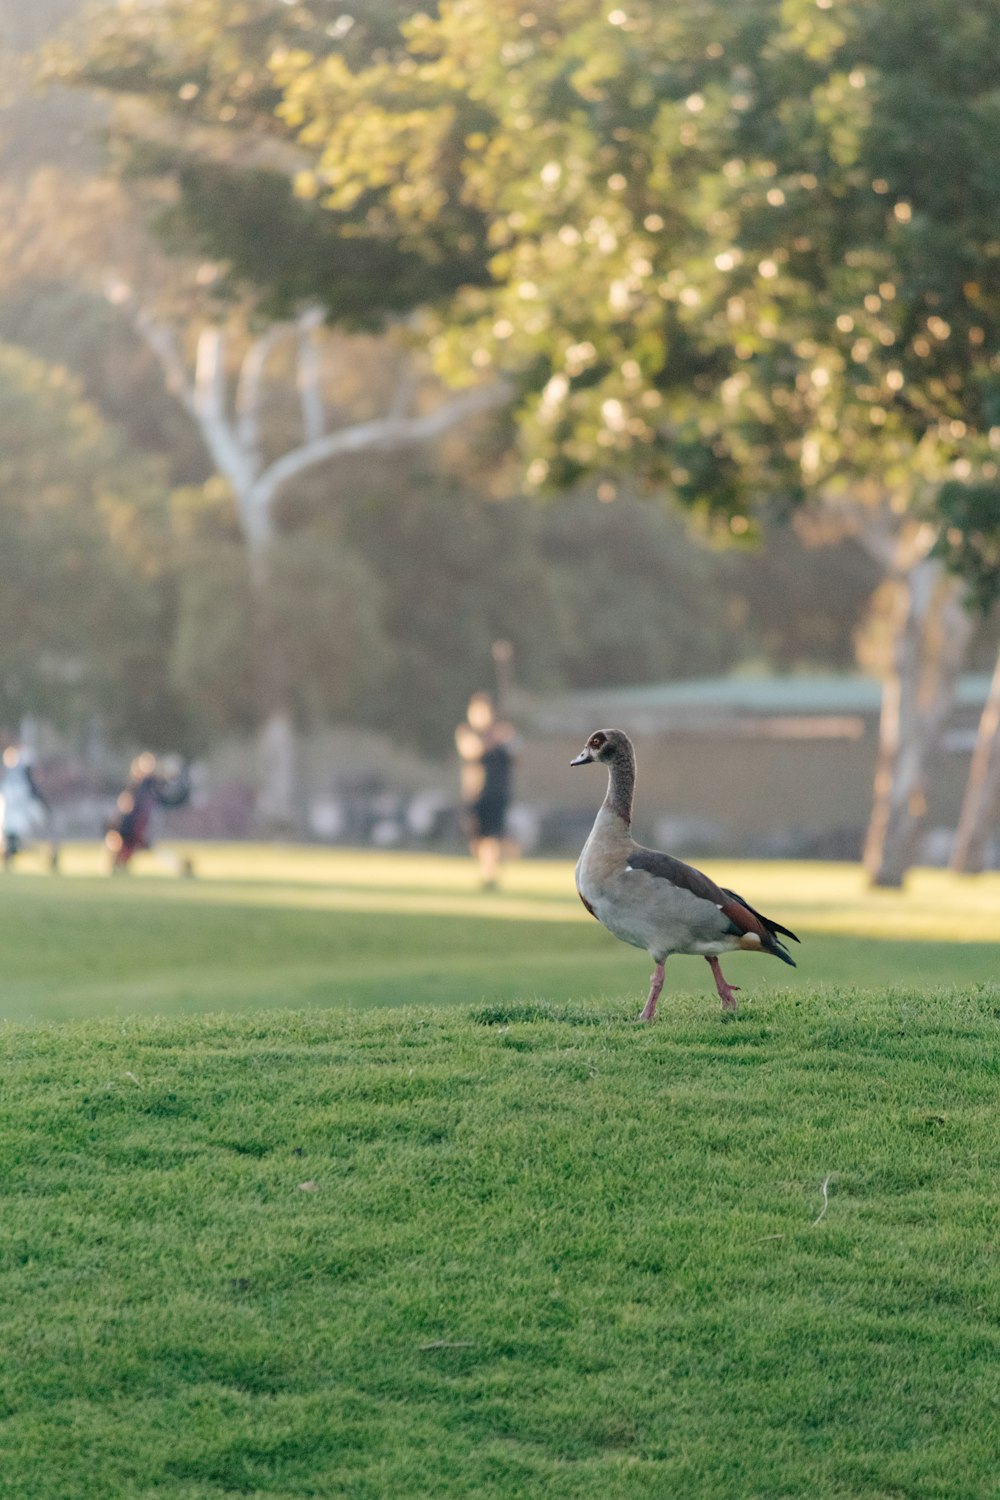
[571,729,798,1019]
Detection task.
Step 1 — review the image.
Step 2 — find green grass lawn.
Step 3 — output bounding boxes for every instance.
[1,846,999,1497]
[0,844,996,1023]
[3,994,1000,1498]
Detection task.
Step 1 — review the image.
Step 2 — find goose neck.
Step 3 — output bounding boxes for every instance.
[603,747,634,828]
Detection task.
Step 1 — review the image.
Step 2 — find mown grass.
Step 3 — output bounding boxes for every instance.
[1,847,998,1495]
[0,844,996,1023]
[3,991,1000,1499]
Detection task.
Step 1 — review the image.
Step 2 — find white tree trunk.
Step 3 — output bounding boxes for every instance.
[244,531,300,832]
[949,643,1000,873]
[863,559,974,886]
[296,307,326,444]
[255,706,299,833]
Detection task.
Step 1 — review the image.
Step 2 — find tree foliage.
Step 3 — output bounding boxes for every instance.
[52,0,490,324]
[335,473,874,755]
[40,0,997,791]
[169,510,390,737]
[934,482,1000,615]
[59,0,1000,571]
[0,340,185,744]
[263,0,1000,518]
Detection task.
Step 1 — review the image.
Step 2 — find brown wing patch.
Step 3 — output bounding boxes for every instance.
[721,892,798,966]
[721,887,800,945]
[720,895,770,942]
[578,891,598,920]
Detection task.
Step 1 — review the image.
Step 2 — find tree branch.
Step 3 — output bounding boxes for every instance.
[296,307,326,445]
[189,326,258,504]
[108,281,196,415]
[105,283,509,557]
[236,325,284,467]
[252,380,511,511]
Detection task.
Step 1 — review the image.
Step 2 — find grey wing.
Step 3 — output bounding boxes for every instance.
[627,846,726,905]
[626,846,733,940]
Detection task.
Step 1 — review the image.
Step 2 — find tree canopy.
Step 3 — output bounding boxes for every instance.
[53,0,490,324]
[61,0,1000,537]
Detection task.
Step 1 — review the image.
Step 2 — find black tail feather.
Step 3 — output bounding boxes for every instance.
[767,939,797,968]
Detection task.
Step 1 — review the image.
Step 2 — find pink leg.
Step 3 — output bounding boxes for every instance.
[639,960,666,1022]
[707,956,740,1012]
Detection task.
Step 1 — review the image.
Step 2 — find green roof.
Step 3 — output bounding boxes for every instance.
[545,673,992,718]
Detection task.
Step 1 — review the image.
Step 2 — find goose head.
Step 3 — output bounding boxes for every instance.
[570,728,634,767]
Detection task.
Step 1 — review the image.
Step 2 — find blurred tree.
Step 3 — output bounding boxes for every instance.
[338,481,732,753]
[42,0,992,870]
[230,0,1000,883]
[46,0,491,322]
[0,285,208,478]
[105,299,505,825]
[31,0,509,828]
[0,199,502,823]
[950,643,1000,874]
[335,475,874,755]
[170,515,391,738]
[339,479,564,754]
[935,484,1000,873]
[537,491,739,692]
[0,340,185,747]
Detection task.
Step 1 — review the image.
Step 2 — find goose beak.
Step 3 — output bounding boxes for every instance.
[570,748,593,766]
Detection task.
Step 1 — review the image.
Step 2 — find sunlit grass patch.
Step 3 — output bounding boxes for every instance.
[0,846,995,1024]
[16,842,1000,939]
[696,858,1000,943]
